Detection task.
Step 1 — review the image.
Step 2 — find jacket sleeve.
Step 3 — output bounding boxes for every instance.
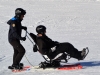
[30,33,37,44]
[46,36,59,47]
[21,26,27,30]
[10,23,22,40]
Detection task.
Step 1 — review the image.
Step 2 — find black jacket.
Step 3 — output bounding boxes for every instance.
[36,34,59,55]
[30,33,59,55]
[7,17,25,42]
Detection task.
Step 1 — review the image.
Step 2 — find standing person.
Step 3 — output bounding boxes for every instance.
[7,8,27,69]
[30,25,87,67]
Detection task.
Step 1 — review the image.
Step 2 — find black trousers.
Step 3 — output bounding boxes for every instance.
[9,40,25,65]
[47,42,81,60]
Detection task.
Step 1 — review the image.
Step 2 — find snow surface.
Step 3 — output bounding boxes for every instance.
[0,0,100,75]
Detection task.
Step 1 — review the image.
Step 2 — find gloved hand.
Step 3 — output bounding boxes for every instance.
[33,44,38,52]
[21,37,26,41]
[23,26,27,30]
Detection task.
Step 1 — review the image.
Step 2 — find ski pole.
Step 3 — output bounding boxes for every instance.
[24,30,35,67]
[26,35,34,44]
[25,30,34,45]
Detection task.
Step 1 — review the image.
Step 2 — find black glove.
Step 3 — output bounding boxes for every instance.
[21,37,26,41]
[23,26,27,30]
[33,44,38,52]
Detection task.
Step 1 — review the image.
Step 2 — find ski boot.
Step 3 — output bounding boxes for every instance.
[79,47,89,60]
[39,61,51,69]
[19,63,24,68]
[51,60,60,67]
[8,63,24,70]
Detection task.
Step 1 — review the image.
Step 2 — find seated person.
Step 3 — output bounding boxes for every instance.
[30,25,87,67]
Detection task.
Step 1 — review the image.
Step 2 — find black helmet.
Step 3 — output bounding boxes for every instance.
[15,8,26,18]
[36,25,46,34]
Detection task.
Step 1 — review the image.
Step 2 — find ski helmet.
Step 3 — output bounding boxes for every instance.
[36,25,46,34]
[15,8,26,18]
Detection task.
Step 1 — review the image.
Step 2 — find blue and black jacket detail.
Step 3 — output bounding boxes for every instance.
[7,17,23,42]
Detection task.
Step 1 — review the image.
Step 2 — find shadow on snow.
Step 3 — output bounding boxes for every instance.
[80,61,100,67]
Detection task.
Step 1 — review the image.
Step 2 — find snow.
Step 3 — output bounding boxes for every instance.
[0,0,100,75]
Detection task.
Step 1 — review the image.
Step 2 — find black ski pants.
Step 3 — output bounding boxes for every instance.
[47,42,82,60]
[9,40,25,66]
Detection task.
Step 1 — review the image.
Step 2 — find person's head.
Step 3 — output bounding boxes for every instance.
[15,8,26,20]
[36,25,46,35]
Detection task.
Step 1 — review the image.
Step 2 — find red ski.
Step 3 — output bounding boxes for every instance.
[31,63,83,71]
[58,63,82,70]
[11,66,31,73]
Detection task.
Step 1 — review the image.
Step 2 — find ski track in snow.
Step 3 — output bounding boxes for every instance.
[0,56,5,61]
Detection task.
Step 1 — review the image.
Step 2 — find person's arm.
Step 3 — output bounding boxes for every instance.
[45,35,59,47]
[21,26,27,30]
[30,33,37,43]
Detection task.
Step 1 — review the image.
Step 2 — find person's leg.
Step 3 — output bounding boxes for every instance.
[13,48,18,65]
[14,44,25,65]
[10,41,25,66]
[55,42,82,60]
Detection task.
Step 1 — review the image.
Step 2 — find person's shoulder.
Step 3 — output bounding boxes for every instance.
[7,17,16,25]
[11,17,17,21]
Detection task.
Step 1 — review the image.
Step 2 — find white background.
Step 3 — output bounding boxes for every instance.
[0,0,100,75]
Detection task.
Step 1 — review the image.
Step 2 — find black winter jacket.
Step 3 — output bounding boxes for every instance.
[36,34,59,55]
[30,33,59,55]
[7,17,25,42]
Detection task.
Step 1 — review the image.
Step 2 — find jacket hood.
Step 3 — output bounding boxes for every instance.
[7,17,21,25]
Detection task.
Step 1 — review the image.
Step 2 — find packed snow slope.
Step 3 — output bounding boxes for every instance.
[0,0,100,75]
